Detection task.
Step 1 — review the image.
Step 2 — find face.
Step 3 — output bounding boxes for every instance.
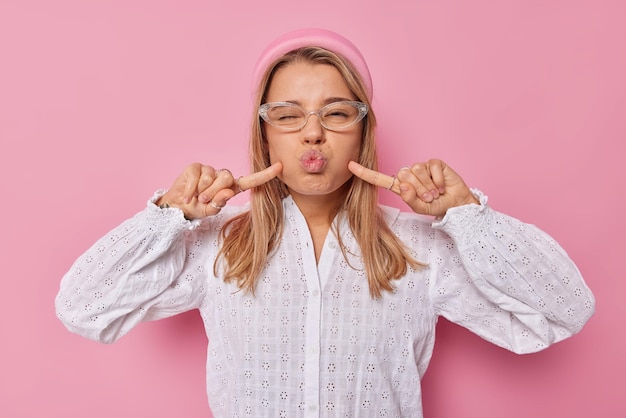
[263,61,362,199]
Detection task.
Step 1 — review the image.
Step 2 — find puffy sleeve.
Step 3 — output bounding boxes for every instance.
[420,190,595,354]
[55,192,222,344]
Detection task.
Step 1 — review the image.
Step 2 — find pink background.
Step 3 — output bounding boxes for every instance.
[1,0,624,417]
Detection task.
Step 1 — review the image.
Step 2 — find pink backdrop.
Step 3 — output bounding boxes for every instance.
[1,0,624,417]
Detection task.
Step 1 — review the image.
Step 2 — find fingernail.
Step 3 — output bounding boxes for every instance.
[422,192,433,202]
[430,189,440,198]
[198,195,208,203]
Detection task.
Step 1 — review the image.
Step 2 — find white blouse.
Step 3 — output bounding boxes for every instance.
[55,190,595,418]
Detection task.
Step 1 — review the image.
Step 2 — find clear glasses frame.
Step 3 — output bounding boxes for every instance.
[258,101,369,132]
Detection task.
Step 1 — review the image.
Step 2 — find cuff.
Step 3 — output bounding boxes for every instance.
[147,189,202,230]
[432,188,490,241]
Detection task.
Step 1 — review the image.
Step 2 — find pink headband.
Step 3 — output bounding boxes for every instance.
[251,28,373,100]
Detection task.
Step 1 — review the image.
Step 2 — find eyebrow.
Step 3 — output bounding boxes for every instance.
[280,97,355,106]
[324,97,354,104]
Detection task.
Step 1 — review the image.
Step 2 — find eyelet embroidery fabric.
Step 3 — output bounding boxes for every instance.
[55,190,594,418]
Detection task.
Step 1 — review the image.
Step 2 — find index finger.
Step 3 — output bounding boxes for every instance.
[348,161,401,194]
[236,162,283,192]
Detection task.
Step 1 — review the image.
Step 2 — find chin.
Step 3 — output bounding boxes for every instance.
[288,178,352,198]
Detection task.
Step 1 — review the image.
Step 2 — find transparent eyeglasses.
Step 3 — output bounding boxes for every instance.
[259,101,368,132]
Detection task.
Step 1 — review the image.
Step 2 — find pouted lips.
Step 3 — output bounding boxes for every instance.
[299,150,327,173]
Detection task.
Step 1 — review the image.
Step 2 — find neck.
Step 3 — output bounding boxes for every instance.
[290,190,344,224]
[289,187,347,263]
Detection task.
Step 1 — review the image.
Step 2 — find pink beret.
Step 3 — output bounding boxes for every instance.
[251,28,373,100]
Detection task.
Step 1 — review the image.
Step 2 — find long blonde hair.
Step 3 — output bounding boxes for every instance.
[216,46,421,298]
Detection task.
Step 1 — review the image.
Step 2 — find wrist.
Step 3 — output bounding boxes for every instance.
[156,198,171,209]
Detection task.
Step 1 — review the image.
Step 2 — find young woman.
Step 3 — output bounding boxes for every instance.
[56,28,595,417]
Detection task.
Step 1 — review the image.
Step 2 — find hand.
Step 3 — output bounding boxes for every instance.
[348,159,479,217]
[156,162,283,219]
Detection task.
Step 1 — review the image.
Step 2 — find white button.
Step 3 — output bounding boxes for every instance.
[328,241,337,249]
[312,289,320,297]
[308,404,317,412]
[309,347,317,354]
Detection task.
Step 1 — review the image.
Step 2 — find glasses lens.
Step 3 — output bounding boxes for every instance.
[261,101,367,131]
[320,102,362,130]
[265,105,306,130]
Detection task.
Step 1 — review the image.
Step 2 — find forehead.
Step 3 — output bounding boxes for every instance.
[265,62,354,103]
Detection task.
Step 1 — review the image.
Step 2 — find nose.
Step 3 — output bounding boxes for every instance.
[302,112,325,145]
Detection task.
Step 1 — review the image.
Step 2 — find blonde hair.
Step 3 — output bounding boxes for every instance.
[215,46,421,298]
